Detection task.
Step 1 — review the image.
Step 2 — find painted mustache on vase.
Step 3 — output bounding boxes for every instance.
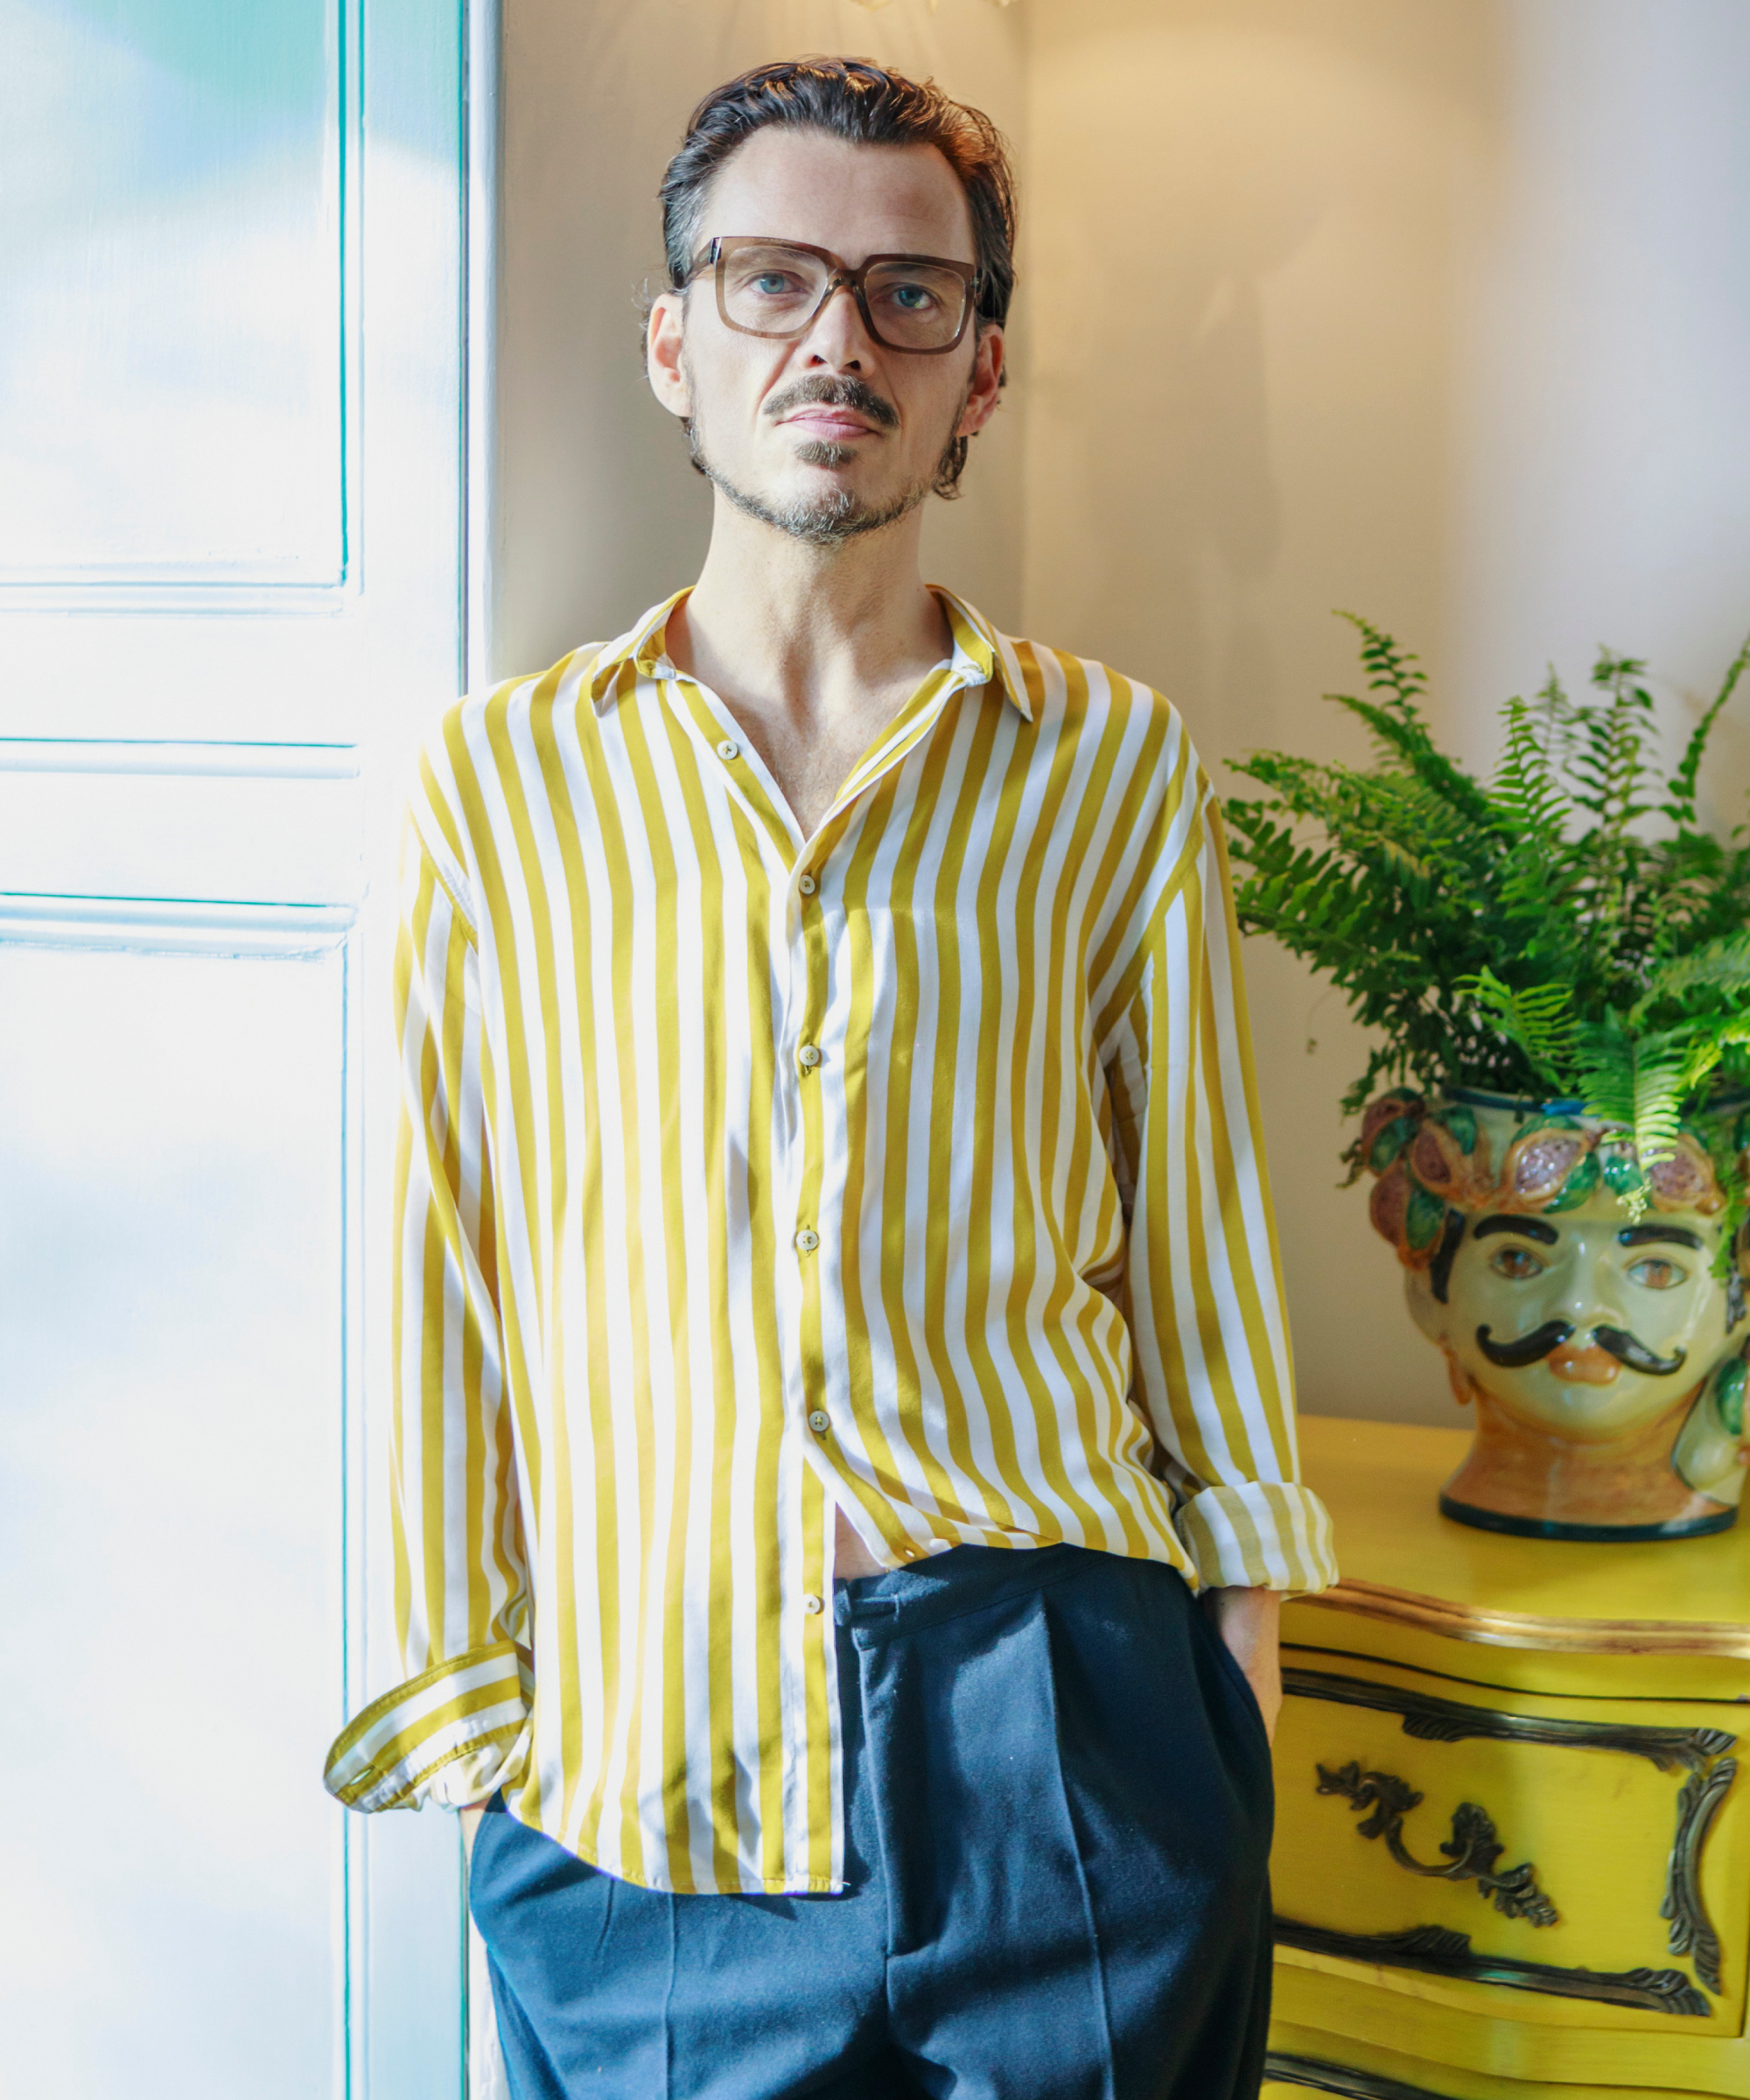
[1476,1320,1688,1377]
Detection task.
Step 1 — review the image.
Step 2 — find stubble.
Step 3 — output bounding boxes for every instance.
[684,370,968,548]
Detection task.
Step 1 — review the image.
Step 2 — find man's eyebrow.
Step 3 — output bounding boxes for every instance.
[1472,1215,1560,1245]
[1618,1224,1704,1250]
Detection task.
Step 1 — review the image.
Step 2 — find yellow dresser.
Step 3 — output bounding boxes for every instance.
[1263,1417,1750,2100]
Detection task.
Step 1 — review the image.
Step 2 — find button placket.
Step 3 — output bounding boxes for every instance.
[787,836,839,1477]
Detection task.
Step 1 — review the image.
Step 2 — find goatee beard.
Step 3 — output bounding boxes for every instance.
[685,375,963,549]
[694,453,934,547]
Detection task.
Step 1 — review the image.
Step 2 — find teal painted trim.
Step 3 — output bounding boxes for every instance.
[1438,1082,1584,1116]
[1438,1081,1750,1120]
[0,738,358,780]
[336,0,362,589]
[1439,1492,1740,1544]
[460,0,501,699]
[340,922,365,2100]
[0,895,357,955]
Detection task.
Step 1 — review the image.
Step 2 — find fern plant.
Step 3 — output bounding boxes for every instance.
[1223,616,1750,1202]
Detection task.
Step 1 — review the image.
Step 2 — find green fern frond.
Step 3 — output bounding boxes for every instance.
[1636,930,1750,1021]
[1490,698,1568,840]
[1334,611,1428,709]
[1322,691,1495,828]
[1488,697,1580,931]
[1571,1017,1687,1166]
[1662,634,1750,832]
[1456,969,1578,1088]
[1567,649,1656,836]
[1529,668,1579,769]
[1222,617,1750,1138]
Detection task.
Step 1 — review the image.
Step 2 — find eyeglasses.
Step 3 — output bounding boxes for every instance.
[686,237,981,355]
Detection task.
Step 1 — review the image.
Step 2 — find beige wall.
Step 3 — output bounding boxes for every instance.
[1021,0,1750,1424]
[496,0,1750,1427]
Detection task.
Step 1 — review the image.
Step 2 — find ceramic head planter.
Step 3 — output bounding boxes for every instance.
[1359,1087,1750,1538]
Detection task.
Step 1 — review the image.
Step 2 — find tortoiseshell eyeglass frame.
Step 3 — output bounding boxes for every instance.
[684,236,983,354]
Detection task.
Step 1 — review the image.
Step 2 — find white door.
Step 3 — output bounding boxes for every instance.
[0,2,480,2091]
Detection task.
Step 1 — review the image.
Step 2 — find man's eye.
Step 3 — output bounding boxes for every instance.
[1488,1248,1545,1280]
[1628,1257,1687,1290]
[886,283,939,312]
[752,272,803,297]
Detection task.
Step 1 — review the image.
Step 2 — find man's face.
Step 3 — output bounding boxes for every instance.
[646,128,1004,542]
[1409,1188,1734,1441]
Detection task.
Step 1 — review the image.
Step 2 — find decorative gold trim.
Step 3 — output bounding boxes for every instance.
[1298,1576,1750,1659]
[1664,1756,1740,1993]
[1272,1919,1712,2019]
[1264,2051,1454,2099]
[1285,1666,1738,1995]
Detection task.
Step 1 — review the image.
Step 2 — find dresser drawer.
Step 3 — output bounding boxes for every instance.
[1270,1648,1747,2035]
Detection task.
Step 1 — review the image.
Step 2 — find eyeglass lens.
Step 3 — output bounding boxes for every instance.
[718,242,970,350]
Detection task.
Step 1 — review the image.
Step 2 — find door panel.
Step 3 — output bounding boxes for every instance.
[0,0,461,747]
[1,944,346,2096]
[0,1,473,2090]
[1,0,345,590]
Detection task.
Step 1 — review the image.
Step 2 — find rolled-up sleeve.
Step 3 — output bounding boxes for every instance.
[1104,780,1338,1594]
[324,802,533,1812]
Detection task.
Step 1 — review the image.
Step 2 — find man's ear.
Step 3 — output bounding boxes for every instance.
[647,290,692,419]
[956,323,1004,440]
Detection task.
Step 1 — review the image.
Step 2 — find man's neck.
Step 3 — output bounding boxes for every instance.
[666,499,953,837]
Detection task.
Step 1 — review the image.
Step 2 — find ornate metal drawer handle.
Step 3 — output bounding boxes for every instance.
[1286,1666,1736,1992]
[1317,1760,1559,1927]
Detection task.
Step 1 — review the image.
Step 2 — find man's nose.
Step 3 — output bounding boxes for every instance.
[802,279,871,368]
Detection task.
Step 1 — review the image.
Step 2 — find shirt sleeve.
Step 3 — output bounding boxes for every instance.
[323,810,534,1813]
[1103,776,1338,1594]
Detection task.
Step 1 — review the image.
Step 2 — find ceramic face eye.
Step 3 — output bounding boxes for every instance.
[1488,1245,1547,1281]
[1627,1256,1688,1291]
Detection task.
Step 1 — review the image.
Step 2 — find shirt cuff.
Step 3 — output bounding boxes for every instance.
[324,1640,534,1813]
[1174,1480,1339,1594]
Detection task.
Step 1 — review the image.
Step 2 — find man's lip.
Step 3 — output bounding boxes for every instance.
[780,410,881,438]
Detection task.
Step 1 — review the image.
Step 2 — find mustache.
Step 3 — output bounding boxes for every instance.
[1475,1320,1688,1376]
[1477,1320,1572,1368]
[1594,1326,1688,1376]
[764,374,900,430]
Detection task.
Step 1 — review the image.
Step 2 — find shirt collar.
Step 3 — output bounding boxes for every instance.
[587,584,1032,723]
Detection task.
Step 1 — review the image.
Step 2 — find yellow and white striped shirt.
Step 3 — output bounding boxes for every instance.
[324,589,1336,1894]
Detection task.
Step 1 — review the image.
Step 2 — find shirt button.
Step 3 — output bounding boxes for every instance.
[802,1592,824,1616]
[798,874,817,896]
[795,1228,820,1254]
[797,1044,822,1070]
[716,738,739,761]
[808,1409,830,1434]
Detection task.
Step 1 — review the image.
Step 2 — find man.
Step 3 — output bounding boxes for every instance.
[326,56,1336,2100]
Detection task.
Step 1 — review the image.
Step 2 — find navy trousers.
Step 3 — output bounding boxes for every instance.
[468,1544,1275,2100]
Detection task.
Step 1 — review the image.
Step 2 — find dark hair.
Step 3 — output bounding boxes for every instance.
[660,57,1018,333]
